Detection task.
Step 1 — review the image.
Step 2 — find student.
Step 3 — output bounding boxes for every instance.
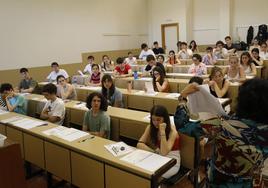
[101,74,123,108]
[152,66,170,92]
[137,105,180,179]
[205,67,230,98]
[157,54,167,71]
[240,52,256,76]
[249,37,260,52]
[144,55,166,76]
[56,75,77,100]
[113,57,132,77]
[125,52,137,65]
[223,36,236,53]
[152,41,165,55]
[189,40,199,53]
[202,47,217,65]
[177,42,193,59]
[40,83,65,125]
[18,68,38,93]
[213,40,228,59]
[0,83,27,115]
[82,92,110,139]
[224,55,245,82]
[86,64,103,86]
[139,43,155,60]
[175,78,268,187]
[176,41,182,52]
[101,55,115,71]
[46,62,69,82]
[188,54,207,76]
[189,76,204,85]
[259,42,268,60]
[166,50,181,65]
[83,55,95,74]
[251,48,263,66]
[0,90,7,111]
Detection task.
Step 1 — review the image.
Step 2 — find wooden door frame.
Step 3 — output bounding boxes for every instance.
[161,23,179,50]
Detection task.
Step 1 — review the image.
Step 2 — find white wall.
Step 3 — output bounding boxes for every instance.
[0,0,148,70]
[232,0,268,42]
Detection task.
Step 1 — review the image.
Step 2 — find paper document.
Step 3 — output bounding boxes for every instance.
[139,77,152,81]
[165,93,180,98]
[145,81,155,94]
[188,84,227,116]
[0,109,9,115]
[74,102,88,110]
[143,115,175,125]
[135,90,158,96]
[104,141,134,157]
[43,126,89,142]
[0,116,24,124]
[120,149,171,172]
[11,118,47,130]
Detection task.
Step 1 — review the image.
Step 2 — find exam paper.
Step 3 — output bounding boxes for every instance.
[104,141,134,157]
[0,109,9,115]
[120,149,171,172]
[165,93,180,98]
[11,118,47,130]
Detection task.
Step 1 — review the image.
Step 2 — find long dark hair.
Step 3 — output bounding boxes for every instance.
[189,40,197,51]
[152,66,165,92]
[86,92,108,111]
[101,74,115,100]
[150,105,171,146]
[168,50,176,63]
[240,51,253,70]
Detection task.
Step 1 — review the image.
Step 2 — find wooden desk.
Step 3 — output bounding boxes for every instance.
[0,112,175,188]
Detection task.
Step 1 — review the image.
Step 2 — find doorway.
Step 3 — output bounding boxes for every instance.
[161,23,179,53]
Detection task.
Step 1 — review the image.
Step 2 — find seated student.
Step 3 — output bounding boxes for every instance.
[188,54,207,76]
[40,83,65,125]
[202,47,217,65]
[113,57,132,77]
[18,68,38,93]
[251,48,263,66]
[178,42,193,59]
[56,75,77,100]
[0,83,27,115]
[189,40,199,53]
[189,76,204,85]
[240,52,257,76]
[101,74,123,108]
[152,67,170,92]
[157,54,167,71]
[46,62,69,82]
[86,64,103,86]
[139,43,155,60]
[213,40,228,59]
[166,50,181,65]
[224,55,245,82]
[125,51,137,65]
[249,37,260,52]
[0,90,7,111]
[144,55,166,76]
[259,42,268,60]
[223,36,236,53]
[175,79,268,187]
[137,105,180,179]
[83,55,95,74]
[101,55,114,71]
[82,92,110,139]
[205,67,230,98]
[152,41,165,55]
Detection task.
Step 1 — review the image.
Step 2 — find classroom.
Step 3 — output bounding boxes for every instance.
[0,0,268,188]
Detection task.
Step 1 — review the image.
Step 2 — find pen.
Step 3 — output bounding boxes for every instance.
[78,135,95,143]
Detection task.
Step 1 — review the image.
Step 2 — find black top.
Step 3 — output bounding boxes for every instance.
[145,62,166,75]
[152,47,165,55]
[224,43,236,51]
[252,57,260,66]
[209,78,228,98]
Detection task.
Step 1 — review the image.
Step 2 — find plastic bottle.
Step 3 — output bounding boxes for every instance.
[134,71,138,80]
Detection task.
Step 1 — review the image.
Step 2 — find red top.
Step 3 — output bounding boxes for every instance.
[90,72,101,84]
[115,64,131,75]
[157,135,180,151]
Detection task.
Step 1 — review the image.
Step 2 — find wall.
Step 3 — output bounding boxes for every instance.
[0,0,148,70]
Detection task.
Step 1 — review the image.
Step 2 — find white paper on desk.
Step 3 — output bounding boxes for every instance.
[143,114,175,125]
[0,116,24,124]
[11,118,47,130]
[165,93,180,99]
[145,81,155,93]
[139,77,152,81]
[104,141,134,157]
[120,149,171,172]
[19,93,30,96]
[0,109,9,115]
[188,84,227,116]
[43,127,89,142]
[74,102,88,110]
[134,90,158,96]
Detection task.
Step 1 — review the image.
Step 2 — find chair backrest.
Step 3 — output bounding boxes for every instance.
[0,141,27,188]
[179,132,196,170]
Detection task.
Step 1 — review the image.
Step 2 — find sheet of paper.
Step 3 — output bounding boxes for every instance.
[145,81,154,93]
[0,109,9,115]
[104,141,134,157]
[165,93,180,98]
[138,77,152,81]
[188,84,227,116]
[143,115,175,125]
[120,149,171,172]
[11,118,47,130]
[43,127,89,142]
[73,102,88,110]
[0,116,24,124]
[134,90,158,96]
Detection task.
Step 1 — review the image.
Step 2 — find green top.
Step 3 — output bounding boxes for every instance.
[8,95,27,115]
[19,78,38,93]
[83,110,110,139]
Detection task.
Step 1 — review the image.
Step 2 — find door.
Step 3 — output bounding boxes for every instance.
[161,23,179,53]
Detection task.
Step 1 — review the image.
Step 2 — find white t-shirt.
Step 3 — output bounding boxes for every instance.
[125,57,137,65]
[260,51,268,60]
[42,97,65,125]
[213,48,228,59]
[139,49,155,60]
[47,69,69,81]
[83,64,92,74]
[178,49,193,59]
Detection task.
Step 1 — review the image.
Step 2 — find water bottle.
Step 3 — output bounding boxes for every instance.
[134,71,138,80]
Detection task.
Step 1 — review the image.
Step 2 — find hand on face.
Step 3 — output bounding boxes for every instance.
[159,123,166,133]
